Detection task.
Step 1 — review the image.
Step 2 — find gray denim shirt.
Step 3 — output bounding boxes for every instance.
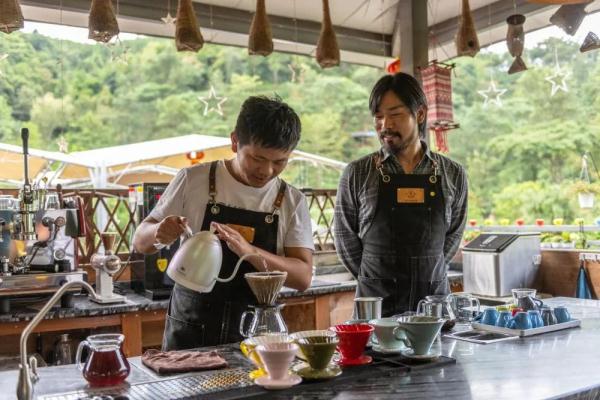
[333,140,468,277]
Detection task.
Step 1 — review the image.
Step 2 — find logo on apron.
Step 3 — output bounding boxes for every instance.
[397,188,425,204]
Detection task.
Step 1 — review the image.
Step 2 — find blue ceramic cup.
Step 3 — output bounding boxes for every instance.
[481,308,499,326]
[527,310,543,328]
[495,311,512,328]
[554,306,571,323]
[512,312,532,330]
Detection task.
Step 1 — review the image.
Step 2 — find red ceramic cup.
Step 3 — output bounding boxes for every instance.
[516,219,525,226]
[329,323,374,363]
[535,219,545,226]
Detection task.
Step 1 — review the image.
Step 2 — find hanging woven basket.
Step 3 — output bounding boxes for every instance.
[88,0,120,43]
[455,0,480,57]
[316,0,340,68]
[248,0,273,56]
[175,0,204,52]
[0,0,24,34]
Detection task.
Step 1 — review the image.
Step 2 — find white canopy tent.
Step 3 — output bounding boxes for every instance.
[0,134,347,188]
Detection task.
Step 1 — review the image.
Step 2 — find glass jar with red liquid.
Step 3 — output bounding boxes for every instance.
[75,333,130,387]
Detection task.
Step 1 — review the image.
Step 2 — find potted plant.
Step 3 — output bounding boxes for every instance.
[571,181,600,209]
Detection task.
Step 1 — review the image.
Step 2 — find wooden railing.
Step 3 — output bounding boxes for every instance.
[0,187,338,262]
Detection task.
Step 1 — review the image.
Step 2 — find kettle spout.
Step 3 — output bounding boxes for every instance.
[216,253,264,283]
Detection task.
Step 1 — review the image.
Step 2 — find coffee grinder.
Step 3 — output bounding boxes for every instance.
[90,233,125,304]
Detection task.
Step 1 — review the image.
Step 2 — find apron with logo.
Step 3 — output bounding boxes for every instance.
[163,161,286,350]
[356,155,448,317]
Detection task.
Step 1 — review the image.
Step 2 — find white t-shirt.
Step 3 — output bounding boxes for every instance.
[149,160,315,255]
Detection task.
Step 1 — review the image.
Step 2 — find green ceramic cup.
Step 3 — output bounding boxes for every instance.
[396,315,444,355]
[296,335,339,370]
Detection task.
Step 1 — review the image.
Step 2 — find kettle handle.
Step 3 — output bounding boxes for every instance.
[216,253,262,283]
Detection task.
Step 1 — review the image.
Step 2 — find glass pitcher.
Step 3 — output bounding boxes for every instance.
[75,334,130,387]
[239,304,288,338]
[450,293,481,323]
[416,294,457,330]
[512,288,543,311]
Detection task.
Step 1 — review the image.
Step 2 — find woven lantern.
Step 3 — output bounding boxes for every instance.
[455,0,480,57]
[248,0,273,56]
[316,0,340,68]
[88,0,119,43]
[580,32,600,53]
[420,61,459,153]
[175,0,204,52]
[0,0,24,34]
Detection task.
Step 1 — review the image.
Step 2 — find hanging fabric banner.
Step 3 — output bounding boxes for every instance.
[420,61,460,153]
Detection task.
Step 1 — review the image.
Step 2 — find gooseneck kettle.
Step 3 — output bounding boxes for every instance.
[166,229,258,293]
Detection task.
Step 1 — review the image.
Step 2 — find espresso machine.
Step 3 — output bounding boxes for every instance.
[0,128,86,312]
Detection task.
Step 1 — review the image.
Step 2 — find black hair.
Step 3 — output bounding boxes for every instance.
[235,95,301,151]
[368,73,428,139]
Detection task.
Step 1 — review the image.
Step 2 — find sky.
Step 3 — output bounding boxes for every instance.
[21,10,600,53]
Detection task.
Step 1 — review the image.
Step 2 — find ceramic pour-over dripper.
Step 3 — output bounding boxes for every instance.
[245,271,288,305]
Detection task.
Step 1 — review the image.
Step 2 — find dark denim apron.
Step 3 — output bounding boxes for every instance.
[356,155,448,317]
[162,161,286,350]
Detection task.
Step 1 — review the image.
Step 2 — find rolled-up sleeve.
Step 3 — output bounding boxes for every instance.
[443,166,468,262]
[334,163,362,278]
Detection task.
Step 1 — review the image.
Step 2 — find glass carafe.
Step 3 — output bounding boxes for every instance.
[416,294,457,330]
[75,333,130,387]
[239,304,288,338]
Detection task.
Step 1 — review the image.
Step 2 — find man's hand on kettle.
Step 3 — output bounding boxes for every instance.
[155,215,188,246]
[211,222,254,257]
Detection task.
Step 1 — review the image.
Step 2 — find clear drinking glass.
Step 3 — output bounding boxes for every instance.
[54,333,74,365]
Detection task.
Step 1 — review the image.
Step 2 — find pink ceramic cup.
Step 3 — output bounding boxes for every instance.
[256,342,298,381]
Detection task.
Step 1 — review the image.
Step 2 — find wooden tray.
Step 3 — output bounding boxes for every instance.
[471,319,581,337]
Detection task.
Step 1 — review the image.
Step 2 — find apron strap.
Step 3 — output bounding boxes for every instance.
[208,161,220,215]
[265,181,287,224]
[373,152,439,183]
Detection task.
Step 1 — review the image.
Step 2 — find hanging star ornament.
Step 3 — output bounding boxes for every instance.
[161,12,176,25]
[107,37,129,65]
[544,63,570,96]
[198,85,227,116]
[477,79,507,108]
[545,48,570,97]
[0,54,9,76]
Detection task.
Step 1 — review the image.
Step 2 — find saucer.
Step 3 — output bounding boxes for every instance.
[400,349,440,361]
[254,373,302,390]
[372,344,405,354]
[292,363,342,380]
[338,354,372,367]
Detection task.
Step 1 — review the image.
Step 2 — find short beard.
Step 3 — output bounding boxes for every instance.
[379,130,413,154]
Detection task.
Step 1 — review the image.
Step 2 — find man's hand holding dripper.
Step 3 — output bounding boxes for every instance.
[155,215,188,246]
